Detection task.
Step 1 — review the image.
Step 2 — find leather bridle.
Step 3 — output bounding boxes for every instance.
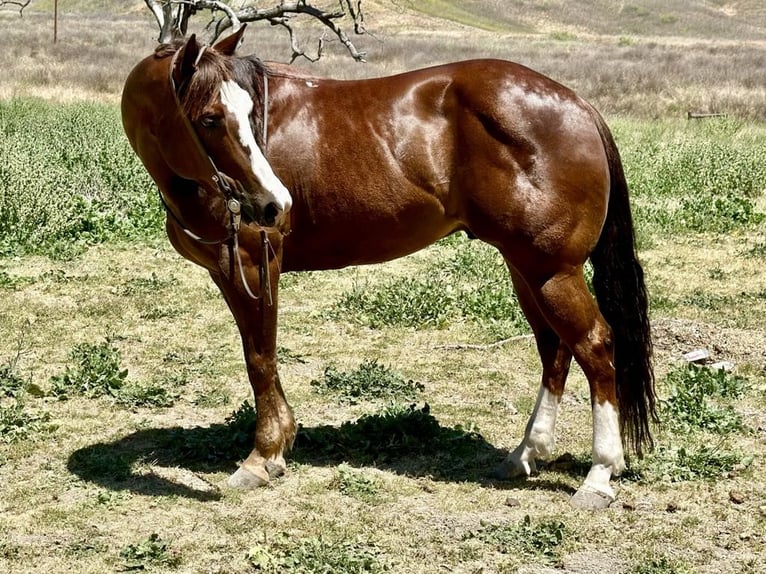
[162,44,273,304]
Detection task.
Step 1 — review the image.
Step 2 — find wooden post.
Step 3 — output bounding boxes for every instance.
[54,0,58,44]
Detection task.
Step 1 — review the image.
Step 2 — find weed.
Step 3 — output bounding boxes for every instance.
[118,272,178,296]
[310,360,424,404]
[660,364,748,434]
[49,339,128,400]
[120,533,181,570]
[0,269,31,290]
[193,387,231,408]
[0,99,162,256]
[0,399,53,444]
[277,346,307,364]
[296,403,499,479]
[48,339,177,408]
[247,534,388,573]
[334,242,528,336]
[330,464,382,501]
[465,515,567,564]
[630,555,693,574]
[549,31,578,41]
[116,381,177,409]
[0,363,28,399]
[616,120,766,236]
[626,442,748,483]
[743,241,766,258]
[65,537,108,558]
[0,541,21,560]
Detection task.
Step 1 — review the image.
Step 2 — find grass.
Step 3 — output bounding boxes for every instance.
[0,98,161,257]
[0,3,765,574]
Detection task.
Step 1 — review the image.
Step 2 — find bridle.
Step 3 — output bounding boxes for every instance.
[163,44,274,305]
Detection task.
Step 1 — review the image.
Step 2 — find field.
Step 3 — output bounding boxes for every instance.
[1,2,765,573]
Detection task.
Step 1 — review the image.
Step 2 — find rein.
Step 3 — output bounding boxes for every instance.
[163,45,273,305]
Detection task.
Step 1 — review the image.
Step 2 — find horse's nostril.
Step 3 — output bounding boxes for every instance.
[263,202,279,226]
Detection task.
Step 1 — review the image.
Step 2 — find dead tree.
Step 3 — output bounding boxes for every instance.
[144,0,367,62]
[0,0,32,16]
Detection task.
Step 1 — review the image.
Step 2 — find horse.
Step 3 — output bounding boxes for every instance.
[121,26,656,509]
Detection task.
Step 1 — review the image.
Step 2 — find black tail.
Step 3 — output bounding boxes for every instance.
[589,110,657,457]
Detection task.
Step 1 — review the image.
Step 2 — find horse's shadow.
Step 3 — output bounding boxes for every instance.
[67,404,582,500]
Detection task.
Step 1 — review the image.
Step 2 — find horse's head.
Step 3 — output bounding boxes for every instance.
[167,27,292,228]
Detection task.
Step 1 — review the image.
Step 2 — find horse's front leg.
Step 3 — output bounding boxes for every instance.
[210,232,296,488]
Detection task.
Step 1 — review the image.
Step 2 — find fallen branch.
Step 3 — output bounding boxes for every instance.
[435,334,534,351]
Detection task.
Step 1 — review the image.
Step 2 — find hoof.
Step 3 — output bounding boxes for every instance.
[228,464,270,489]
[494,458,534,480]
[570,486,614,510]
[265,460,286,479]
[493,454,537,480]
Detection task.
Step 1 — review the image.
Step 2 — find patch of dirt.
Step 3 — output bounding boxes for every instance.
[652,317,766,371]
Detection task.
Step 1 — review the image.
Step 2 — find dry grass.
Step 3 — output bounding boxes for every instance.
[0,231,765,574]
[1,3,765,119]
[1,2,765,573]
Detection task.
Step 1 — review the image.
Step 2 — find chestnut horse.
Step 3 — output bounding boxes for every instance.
[121,27,656,509]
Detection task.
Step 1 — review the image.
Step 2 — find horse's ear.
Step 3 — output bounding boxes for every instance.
[180,34,201,78]
[213,24,247,56]
[173,34,202,91]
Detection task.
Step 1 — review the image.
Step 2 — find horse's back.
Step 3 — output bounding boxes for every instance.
[273,57,610,272]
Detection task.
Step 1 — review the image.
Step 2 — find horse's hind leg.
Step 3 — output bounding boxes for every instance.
[495,267,572,479]
[512,265,625,509]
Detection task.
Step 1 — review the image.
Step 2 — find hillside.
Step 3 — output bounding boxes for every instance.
[3,0,764,120]
[14,0,766,41]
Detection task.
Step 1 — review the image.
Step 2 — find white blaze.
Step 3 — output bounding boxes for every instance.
[219,80,292,214]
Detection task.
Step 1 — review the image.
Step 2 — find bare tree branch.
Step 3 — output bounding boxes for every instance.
[145,0,367,62]
[0,0,31,16]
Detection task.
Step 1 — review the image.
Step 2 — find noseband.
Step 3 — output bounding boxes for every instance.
[164,44,273,305]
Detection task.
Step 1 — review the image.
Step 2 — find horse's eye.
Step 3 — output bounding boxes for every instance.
[199,115,223,129]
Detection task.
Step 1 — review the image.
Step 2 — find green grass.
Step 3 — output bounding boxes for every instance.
[612,119,766,241]
[0,98,161,257]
